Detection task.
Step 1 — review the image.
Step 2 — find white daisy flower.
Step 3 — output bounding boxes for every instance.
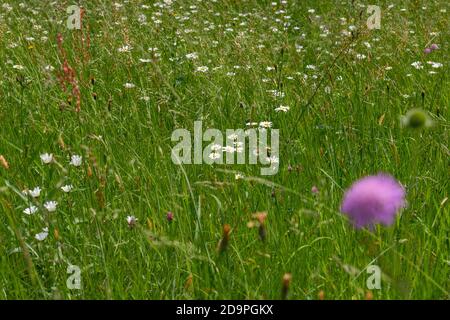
[69,155,82,167]
[24,205,38,215]
[259,121,273,128]
[411,61,423,69]
[61,184,73,193]
[44,201,57,212]
[29,187,41,198]
[40,153,53,164]
[427,61,443,68]
[275,105,290,113]
[35,227,49,241]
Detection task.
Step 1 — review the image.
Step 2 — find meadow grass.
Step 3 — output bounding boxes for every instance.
[0,0,448,299]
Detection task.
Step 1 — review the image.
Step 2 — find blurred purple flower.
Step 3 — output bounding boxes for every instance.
[424,47,432,54]
[430,43,439,51]
[340,174,406,229]
[166,211,174,222]
[311,186,319,194]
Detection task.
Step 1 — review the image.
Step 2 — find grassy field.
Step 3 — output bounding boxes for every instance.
[0,0,448,300]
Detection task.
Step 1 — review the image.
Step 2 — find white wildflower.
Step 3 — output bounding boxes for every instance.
[44,201,57,212]
[24,205,38,215]
[35,227,49,241]
[69,155,82,167]
[40,153,53,164]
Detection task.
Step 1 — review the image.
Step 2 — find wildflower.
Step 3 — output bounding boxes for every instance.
[400,108,433,129]
[69,155,82,167]
[275,105,290,113]
[61,184,73,193]
[195,66,209,73]
[35,227,49,241]
[411,61,423,69]
[118,45,133,53]
[28,187,41,198]
[311,186,319,194]
[138,14,147,24]
[126,215,138,228]
[166,211,174,222]
[12,65,25,70]
[430,43,439,51]
[235,173,244,180]
[40,153,54,164]
[24,205,38,215]
[185,52,198,60]
[340,174,406,229]
[44,201,57,212]
[259,121,272,129]
[424,48,432,54]
[427,61,443,68]
[123,82,136,89]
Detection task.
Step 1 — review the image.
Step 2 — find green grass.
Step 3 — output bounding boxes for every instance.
[0,0,448,299]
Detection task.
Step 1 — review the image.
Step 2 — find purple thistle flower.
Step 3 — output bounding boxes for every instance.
[340,174,406,229]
